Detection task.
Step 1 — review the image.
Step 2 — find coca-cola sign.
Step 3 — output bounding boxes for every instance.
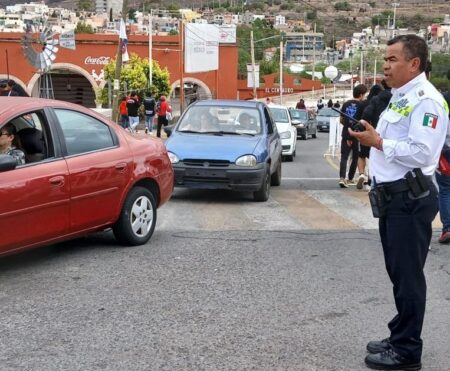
[84,56,111,65]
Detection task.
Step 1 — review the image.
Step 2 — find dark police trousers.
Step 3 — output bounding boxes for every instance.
[378,181,438,361]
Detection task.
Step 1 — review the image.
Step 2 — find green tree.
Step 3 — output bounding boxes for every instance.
[334,2,352,11]
[101,53,171,103]
[128,8,137,22]
[77,0,93,11]
[430,53,450,91]
[237,22,281,76]
[307,10,317,20]
[167,4,180,18]
[260,50,280,75]
[74,21,94,34]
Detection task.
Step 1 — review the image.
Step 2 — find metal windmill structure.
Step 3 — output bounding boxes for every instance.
[21,24,59,99]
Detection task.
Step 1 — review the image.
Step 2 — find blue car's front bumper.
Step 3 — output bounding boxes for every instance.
[172,162,266,190]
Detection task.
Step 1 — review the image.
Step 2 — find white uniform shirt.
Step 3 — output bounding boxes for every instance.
[370,73,449,183]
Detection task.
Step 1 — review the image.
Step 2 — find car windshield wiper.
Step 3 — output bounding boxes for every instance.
[216,131,255,136]
[178,129,202,134]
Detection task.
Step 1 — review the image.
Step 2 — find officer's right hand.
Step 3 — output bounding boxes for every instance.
[349,120,378,147]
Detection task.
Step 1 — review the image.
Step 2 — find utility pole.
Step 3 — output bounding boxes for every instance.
[360,49,364,85]
[392,3,399,39]
[373,58,377,85]
[112,0,128,123]
[149,10,152,90]
[312,23,316,81]
[279,39,283,104]
[179,19,185,112]
[250,30,257,99]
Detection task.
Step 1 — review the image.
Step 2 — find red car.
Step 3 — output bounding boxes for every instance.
[0,97,173,257]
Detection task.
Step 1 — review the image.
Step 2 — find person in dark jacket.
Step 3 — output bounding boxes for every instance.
[359,80,392,188]
[361,80,392,129]
[143,91,156,134]
[296,99,306,109]
[338,84,367,188]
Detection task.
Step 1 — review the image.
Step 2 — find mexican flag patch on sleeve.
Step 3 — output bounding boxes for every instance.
[423,113,438,128]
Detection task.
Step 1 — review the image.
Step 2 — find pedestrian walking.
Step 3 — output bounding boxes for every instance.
[126,91,140,132]
[156,95,171,138]
[118,96,129,129]
[143,91,156,134]
[349,34,449,371]
[296,99,306,109]
[338,84,367,188]
[355,84,383,189]
[316,97,324,112]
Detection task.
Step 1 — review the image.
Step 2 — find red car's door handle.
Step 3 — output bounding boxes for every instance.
[49,176,65,187]
[115,163,127,172]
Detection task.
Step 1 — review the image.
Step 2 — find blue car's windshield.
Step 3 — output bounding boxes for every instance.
[177,105,262,135]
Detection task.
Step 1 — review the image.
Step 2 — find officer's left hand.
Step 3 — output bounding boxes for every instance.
[348,120,379,147]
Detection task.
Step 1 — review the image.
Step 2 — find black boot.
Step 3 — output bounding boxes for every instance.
[366,338,391,354]
[365,349,421,370]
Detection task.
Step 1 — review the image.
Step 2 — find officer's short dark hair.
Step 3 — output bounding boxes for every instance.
[387,35,428,73]
[353,84,367,98]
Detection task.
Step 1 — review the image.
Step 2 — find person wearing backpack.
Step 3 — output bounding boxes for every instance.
[143,91,156,134]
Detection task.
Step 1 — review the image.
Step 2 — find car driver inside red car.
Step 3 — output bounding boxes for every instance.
[0,123,25,165]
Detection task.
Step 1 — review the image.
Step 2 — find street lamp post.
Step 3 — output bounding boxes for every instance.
[392,3,400,39]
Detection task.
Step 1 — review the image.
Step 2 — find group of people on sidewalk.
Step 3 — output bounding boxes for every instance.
[118,91,172,138]
[337,34,450,371]
[338,82,392,190]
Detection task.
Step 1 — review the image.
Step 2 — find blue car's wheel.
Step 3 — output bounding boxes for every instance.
[271,158,282,186]
[254,167,270,202]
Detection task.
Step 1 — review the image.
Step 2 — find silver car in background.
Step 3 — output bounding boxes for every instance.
[316,107,340,132]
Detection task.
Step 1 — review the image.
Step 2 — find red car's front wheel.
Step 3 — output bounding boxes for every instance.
[113,186,157,246]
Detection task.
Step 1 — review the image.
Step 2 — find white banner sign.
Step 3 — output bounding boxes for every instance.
[219,25,236,44]
[184,23,219,73]
[247,64,260,88]
[60,30,76,50]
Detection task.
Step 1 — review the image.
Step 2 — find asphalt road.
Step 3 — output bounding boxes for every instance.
[1,134,449,371]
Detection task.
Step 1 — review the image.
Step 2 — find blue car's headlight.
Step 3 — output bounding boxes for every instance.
[167,151,179,164]
[236,155,257,167]
[280,131,291,139]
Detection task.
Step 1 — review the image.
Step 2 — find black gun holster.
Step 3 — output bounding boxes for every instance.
[368,187,390,218]
[368,169,431,218]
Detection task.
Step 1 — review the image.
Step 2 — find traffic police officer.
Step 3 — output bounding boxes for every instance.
[350,35,449,370]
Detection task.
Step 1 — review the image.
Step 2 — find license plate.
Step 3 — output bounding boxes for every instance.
[321,125,328,129]
[185,168,225,177]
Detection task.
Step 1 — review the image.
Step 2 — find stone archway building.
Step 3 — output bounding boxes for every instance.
[0,32,238,106]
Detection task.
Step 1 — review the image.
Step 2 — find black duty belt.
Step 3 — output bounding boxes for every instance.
[376,176,433,195]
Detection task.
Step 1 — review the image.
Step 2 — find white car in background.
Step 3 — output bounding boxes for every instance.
[268,104,297,161]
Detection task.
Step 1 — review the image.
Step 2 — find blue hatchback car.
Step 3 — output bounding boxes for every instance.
[165,100,282,201]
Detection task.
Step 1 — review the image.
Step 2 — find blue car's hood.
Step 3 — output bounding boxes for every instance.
[166,133,262,161]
